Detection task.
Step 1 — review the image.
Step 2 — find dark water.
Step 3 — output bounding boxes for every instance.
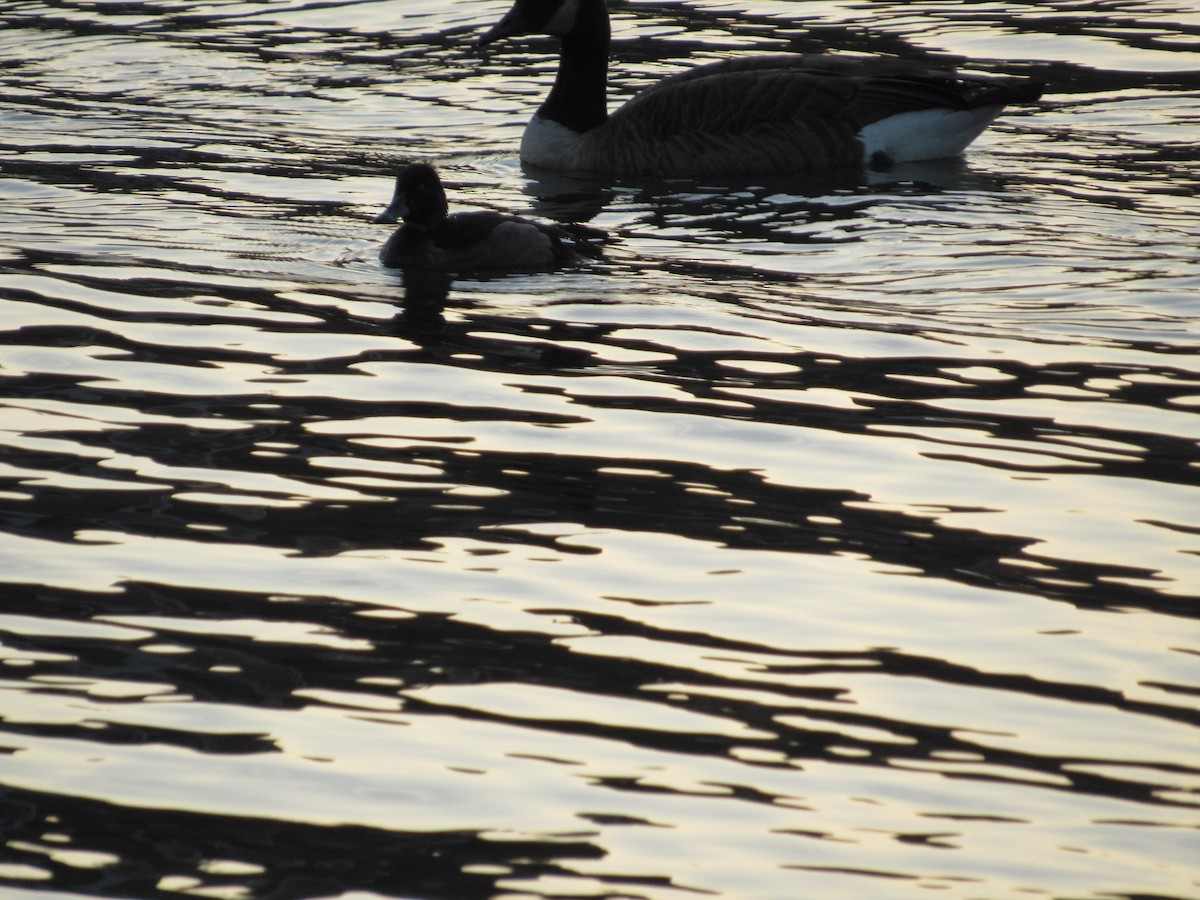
[1,1,1199,898]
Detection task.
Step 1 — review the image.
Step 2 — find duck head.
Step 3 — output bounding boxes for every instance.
[375,164,449,229]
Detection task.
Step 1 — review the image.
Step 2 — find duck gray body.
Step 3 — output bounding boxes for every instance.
[376,164,578,271]
[479,0,1044,176]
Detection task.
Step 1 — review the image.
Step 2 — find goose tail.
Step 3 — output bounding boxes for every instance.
[960,74,1046,109]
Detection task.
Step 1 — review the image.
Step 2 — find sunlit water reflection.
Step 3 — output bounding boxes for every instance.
[1,0,1198,898]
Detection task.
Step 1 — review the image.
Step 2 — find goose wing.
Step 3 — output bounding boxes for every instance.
[592,55,1037,173]
[622,55,1024,125]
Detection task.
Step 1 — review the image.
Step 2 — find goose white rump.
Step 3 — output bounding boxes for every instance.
[858,105,1004,166]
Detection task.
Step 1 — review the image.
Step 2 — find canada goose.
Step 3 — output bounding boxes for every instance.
[375,164,580,270]
[478,0,1044,175]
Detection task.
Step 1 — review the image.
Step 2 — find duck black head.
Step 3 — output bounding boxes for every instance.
[375,164,450,229]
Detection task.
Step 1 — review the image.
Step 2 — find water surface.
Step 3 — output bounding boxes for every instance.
[1,1,1199,898]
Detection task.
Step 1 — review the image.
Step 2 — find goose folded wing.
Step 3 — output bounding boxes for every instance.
[611,62,861,136]
[597,62,935,171]
[613,57,1005,137]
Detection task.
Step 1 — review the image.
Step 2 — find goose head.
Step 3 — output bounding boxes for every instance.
[375,164,450,230]
[479,0,603,45]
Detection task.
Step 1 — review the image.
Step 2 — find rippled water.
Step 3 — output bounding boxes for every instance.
[2,0,1199,897]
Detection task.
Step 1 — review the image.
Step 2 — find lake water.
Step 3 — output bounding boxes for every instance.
[1,1,1199,898]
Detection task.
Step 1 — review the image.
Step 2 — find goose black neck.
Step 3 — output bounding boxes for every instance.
[539,8,609,134]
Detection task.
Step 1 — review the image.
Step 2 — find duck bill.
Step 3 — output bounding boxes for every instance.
[477,5,527,46]
[374,197,407,225]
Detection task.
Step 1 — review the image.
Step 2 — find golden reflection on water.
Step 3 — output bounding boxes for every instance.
[0,0,1199,897]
